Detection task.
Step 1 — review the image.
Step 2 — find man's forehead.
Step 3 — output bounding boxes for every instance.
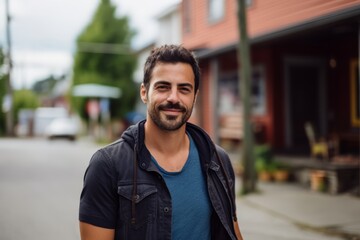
[149,63,195,85]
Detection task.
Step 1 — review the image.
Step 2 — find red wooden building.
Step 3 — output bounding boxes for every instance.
[182,0,360,156]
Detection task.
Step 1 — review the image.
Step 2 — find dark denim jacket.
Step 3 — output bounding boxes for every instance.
[79,121,238,240]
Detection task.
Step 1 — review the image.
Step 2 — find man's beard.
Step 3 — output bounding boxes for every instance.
[148,102,193,131]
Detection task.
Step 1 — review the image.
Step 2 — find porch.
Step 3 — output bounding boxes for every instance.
[276,154,360,195]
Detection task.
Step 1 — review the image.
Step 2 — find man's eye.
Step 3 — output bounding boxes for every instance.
[157,85,169,90]
[180,87,191,93]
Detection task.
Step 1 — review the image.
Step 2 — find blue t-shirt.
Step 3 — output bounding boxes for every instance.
[151,134,212,240]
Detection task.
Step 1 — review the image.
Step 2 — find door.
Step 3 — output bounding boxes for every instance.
[284,58,327,150]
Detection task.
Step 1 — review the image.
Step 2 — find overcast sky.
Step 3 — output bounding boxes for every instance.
[0,0,179,89]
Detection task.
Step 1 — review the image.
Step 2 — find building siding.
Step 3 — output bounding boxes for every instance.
[182,0,360,49]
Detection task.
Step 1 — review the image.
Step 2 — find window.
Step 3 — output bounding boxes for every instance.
[217,65,266,143]
[208,0,225,23]
[218,65,266,116]
[251,66,266,115]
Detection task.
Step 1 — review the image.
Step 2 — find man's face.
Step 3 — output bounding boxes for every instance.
[141,62,197,131]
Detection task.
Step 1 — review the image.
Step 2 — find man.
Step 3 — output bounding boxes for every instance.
[79,45,243,240]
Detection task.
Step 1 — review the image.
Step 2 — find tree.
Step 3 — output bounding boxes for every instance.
[237,0,257,194]
[1,47,39,136]
[13,89,39,125]
[71,0,137,120]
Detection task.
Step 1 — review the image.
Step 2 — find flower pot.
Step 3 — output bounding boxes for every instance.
[258,171,272,182]
[273,170,289,182]
[310,170,326,191]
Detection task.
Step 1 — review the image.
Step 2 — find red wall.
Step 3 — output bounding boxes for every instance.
[182,0,360,49]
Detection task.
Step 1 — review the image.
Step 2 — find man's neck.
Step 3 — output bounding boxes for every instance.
[144,120,188,154]
[144,120,190,172]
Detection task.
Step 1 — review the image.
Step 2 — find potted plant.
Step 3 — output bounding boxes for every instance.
[255,145,291,182]
[255,145,274,182]
[272,161,290,182]
[256,157,273,181]
[310,170,327,192]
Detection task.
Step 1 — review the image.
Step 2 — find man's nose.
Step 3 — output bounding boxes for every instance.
[166,89,180,103]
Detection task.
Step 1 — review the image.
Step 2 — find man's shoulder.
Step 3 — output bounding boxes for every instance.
[214,144,232,164]
[103,137,132,153]
[186,122,213,145]
[90,138,133,166]
[214,144,229,157]
[214,144,235,175]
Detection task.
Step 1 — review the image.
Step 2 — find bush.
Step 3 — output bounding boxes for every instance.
[255,144,273,172]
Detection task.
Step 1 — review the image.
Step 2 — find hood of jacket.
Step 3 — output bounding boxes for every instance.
[120,119,217,166]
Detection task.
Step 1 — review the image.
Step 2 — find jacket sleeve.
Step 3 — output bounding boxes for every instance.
[215,146,237,215]
[79,149,118,229]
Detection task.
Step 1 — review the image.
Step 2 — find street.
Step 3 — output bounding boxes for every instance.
[1,138,359,240]
[0,138,99,240]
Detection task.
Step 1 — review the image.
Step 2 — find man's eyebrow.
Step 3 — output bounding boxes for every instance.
[153,81,171,86]
[153,81,193,89]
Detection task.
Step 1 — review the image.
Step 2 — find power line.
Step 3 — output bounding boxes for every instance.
[77,42,133,54]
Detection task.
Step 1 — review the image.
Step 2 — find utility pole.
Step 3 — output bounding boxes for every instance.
[4,0,14,136]
[236,0,257,194]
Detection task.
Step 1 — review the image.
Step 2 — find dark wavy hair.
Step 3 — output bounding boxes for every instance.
[143,44,200,92]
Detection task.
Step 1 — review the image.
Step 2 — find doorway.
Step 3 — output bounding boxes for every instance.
[284,58,327,151]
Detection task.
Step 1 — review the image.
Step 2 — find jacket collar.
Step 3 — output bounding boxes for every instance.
[121,120,217,171]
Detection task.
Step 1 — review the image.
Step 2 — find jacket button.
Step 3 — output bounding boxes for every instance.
[164,207,169,213]
[141,162,146,168]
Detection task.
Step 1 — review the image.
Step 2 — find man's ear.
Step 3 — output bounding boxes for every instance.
[140,83,147,103]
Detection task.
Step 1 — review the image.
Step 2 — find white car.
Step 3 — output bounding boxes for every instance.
[45,117,79,141]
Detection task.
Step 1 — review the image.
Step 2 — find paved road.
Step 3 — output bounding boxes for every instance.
[1,138,358,240]
[0,138,99,240]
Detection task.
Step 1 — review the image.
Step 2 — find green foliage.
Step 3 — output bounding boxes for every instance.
[71,0,137,120]
[254,144,274,172]
[254,145,271,170]
[13,90,39,125]
[254,144,273,161]
[254,144,289,173]
[0,49,38,135]
[255,157,268,172]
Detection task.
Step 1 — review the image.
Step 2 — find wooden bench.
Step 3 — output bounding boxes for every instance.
[218,113,243,150]
[219,113,243,140]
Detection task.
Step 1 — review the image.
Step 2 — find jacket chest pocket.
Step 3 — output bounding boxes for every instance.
[117,184,158,232]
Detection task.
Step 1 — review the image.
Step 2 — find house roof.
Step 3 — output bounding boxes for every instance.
[194,4,360,59]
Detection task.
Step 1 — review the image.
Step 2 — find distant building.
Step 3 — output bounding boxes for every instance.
[32,74,71,109]
[155,2,182,46]
[133,42,155,116]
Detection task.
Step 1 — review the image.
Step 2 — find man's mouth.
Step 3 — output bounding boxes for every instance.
[159,103,185,113]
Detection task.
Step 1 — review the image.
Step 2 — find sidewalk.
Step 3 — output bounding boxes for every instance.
[235,181,360,240]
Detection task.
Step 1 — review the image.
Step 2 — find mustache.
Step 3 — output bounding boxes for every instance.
[158,102,186,112]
